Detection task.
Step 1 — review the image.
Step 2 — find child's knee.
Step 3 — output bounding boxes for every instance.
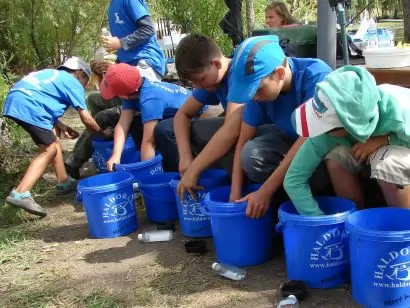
[40,141,59,156]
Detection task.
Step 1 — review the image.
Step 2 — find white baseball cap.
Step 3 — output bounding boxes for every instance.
[58,57,91,78]
[292,89,343,138]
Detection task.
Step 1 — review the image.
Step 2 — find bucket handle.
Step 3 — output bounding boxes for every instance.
[275,222,283,233]
[199,204,246,218]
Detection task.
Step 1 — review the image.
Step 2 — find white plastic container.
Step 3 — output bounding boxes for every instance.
[364,47,410,69]
[138,230,173,243]
[211,262,246,281]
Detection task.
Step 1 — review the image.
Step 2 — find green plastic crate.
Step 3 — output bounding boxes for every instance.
[252,25,318,58]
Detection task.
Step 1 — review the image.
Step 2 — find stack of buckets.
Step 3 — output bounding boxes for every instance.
[277,197,410,308]
[78,136,165,238]
[92,136,140,173]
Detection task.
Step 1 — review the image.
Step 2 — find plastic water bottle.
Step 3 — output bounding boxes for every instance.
[138,230,173,243]
[101,27,111,37]
[211,262,246,281]
[277,295,299,308]
[94,48,105,62]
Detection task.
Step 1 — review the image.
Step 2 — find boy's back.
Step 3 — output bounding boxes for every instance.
[3,69,86,130]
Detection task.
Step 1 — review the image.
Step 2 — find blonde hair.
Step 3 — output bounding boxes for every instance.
[265,1,296,26]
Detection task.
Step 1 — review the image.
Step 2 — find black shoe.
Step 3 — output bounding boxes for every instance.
[64,162,80,180]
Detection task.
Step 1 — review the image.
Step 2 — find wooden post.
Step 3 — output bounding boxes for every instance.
[245,0,255,36]
[403,0,410,42]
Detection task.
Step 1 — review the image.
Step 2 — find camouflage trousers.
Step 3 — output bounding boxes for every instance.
[65,91,121,169]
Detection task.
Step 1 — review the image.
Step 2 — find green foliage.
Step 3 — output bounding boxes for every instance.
[150,0,233,54]
[0,51,26,144]
[0,0,109,70]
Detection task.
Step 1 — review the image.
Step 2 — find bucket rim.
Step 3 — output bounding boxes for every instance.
[169,168,227,188]
[92,135,134,145]
[346,208,410,242]
[203,185,263,213]
[116,154,163,170]
[138,172,178,188]
[78,171,134,194]
[278,197,356,226]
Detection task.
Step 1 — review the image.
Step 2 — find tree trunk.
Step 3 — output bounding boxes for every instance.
[245,0,254,36]
[404,0,410,42]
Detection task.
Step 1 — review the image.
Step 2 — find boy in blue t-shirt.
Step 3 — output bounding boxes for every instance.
[2,57,112,217]
[102,0,165,81]
[99,63,190,171]
[228,35,332,218]
[154,33,246,201]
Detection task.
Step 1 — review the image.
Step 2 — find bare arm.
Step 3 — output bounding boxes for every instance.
[188,102,244,175]
[174,96,206,172]
[230,122,257,201]
[78,109,106,137]
[140,120,158,161]
[107,109,134,171]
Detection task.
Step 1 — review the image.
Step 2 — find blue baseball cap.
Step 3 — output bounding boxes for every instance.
[228,35,286,103]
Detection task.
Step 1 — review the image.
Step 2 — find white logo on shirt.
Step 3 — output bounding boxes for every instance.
[115,13,124,24]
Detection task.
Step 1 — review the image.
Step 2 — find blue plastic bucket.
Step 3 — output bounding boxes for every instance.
[138,172,179,223]
[170,169,229,238]
[92,136,139,173]
[115,154,163,183]
[202,184,274,267]
[346,208,410,308]
[77,171,138,238]
[277,197,356,288]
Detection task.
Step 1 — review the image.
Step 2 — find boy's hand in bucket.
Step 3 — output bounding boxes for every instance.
[177,168,204,202]
[236,188,272,219]
[107,154,120,172]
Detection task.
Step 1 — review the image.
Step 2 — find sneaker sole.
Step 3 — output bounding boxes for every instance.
[5,197,47,217]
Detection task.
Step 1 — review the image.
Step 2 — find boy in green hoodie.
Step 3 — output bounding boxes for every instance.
[284,65,410,215]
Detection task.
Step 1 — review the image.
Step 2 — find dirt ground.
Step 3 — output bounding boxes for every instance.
[0,109,360,308]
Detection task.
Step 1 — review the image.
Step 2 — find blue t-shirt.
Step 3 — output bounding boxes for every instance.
[191,62,246,111]
[2,69,87,130]
[122,79,190,123]
[108,0,165,76]
[243,58,332,140]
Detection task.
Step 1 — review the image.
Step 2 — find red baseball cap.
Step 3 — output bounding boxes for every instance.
[100,63,142,100]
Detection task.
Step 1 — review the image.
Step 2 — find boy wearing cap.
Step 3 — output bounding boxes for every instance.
[99,63,190,171]
[154,33,246,200]
[229,35,332,218]
[285,65,410,215]
[2,57,113,217]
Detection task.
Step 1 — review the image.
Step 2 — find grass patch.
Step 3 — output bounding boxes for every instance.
[133,287,156,306]
[1,266,71,308]
[0,220,48,274]
[3,286,126,308]
[72,290,127,308]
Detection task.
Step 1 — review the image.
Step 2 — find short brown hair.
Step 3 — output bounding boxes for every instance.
[265,1,296,25]
[175,33,222,82]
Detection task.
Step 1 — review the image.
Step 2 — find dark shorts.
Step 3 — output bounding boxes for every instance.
[6,116,56,146]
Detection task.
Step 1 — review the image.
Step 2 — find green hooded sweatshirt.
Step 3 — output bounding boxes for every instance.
[284,65,410,216]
